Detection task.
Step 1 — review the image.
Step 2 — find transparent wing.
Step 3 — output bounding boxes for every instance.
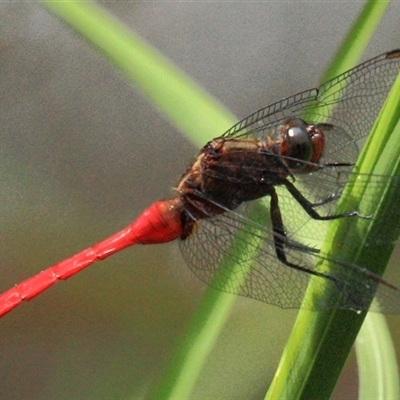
[203,50,400,244]
[179,50,400,312]
[222,49,400,164]
[276,171,400,245]
[179,199,400,313]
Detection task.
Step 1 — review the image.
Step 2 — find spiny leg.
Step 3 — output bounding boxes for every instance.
[268,186,362,308]
[283,179,367,220]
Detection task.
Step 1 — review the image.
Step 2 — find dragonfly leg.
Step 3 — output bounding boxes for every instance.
[269,187,367,312]
[269,187,339,281]
[310,192,341,207]
[322,162,354,168]
[283,179,366,220]
[310,162,355,207]
[269,187,365,309]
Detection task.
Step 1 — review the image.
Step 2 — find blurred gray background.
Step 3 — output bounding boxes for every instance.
[0,2,399,399]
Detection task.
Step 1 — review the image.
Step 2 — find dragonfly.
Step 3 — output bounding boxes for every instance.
[1,49,400,318]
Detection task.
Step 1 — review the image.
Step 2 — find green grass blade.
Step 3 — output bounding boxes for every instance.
[267,58,400,400]
[151,290,237,399]
[41,1,235,147]
[40,2,399,400]
[150,200,271,399]
[356,312,400,400]
[40,2,241,399]
[321,0,390,83]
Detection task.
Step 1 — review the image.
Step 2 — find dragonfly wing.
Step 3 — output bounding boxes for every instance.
[222,50,400,163]
[179,199,400,313]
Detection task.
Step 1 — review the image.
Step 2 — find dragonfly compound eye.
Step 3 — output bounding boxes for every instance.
[286,123,313,168]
